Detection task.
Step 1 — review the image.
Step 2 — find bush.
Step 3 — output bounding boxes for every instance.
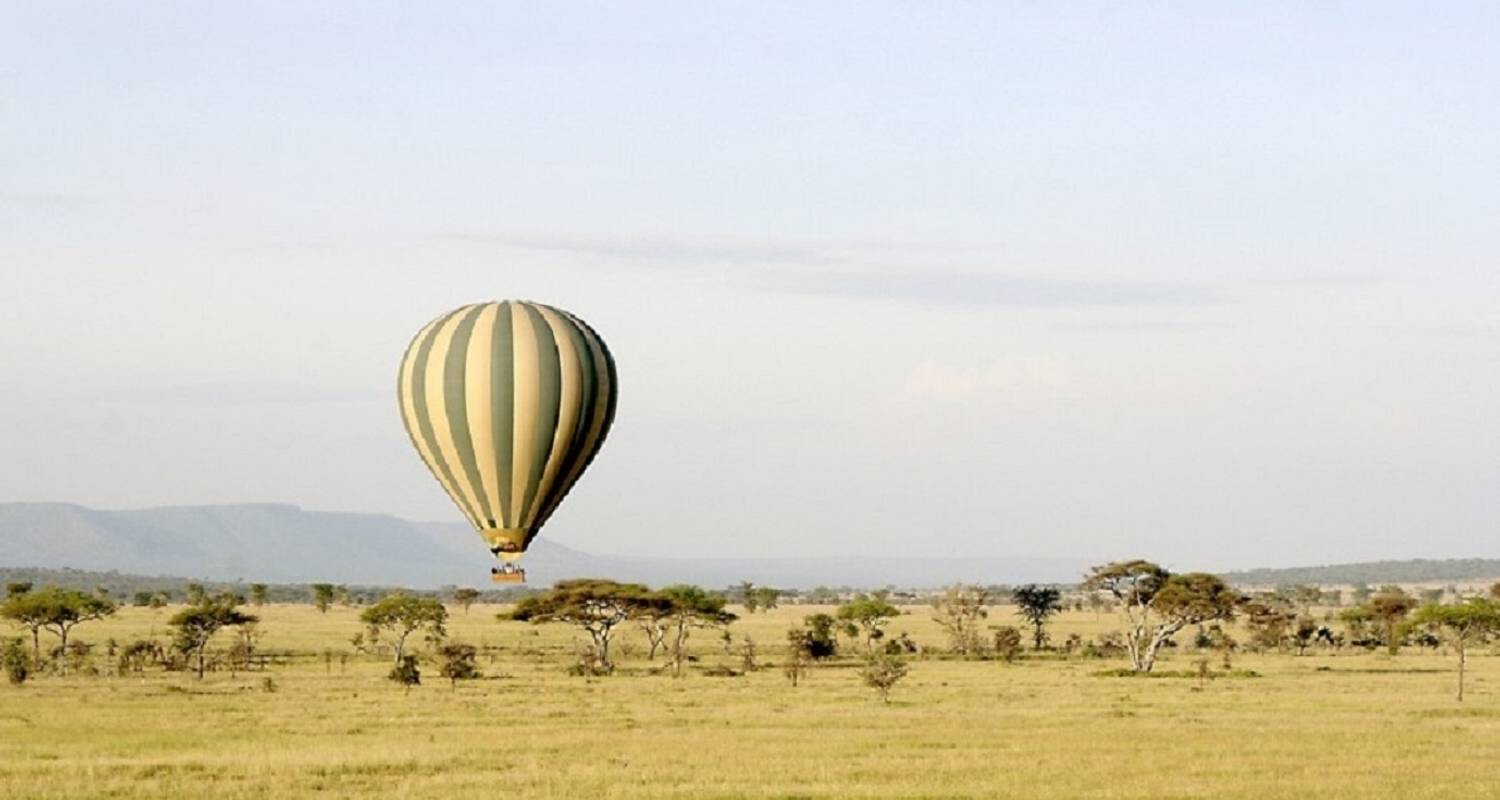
[118,639,164,674]
[794,614,839,660]
[883,632,919,655]
[2,638,30,685]
[992,626,1023,662]
[860,653,909,703]
[389,655,421,687]
[437,642,481,687]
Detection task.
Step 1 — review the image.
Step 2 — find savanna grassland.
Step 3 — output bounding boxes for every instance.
[2,603,1498,799]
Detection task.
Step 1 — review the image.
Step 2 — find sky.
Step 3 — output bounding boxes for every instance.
[2,3,1497,570]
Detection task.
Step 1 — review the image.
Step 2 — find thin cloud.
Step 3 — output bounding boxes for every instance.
[764,270,1221,307]
[441,230,1223,307]
[440,232,826,265]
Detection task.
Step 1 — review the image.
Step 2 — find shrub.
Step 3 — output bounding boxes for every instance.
[860,653,910,704]
[437,643,481,688]
[389,654,421,688]
[992,626,1023,662]
[2,638,30,685]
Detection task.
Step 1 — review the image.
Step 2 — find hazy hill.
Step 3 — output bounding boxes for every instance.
[0,502,1095,589]
[1223,558,1500,587]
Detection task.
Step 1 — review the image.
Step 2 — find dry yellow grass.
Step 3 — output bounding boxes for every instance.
[2,603,1498,799]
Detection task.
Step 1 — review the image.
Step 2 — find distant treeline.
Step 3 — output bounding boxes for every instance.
[0,565,533,605]
[1225,558,1500,587]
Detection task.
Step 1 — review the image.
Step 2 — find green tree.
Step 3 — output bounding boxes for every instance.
[1369,590,1418,655]
[860,652,909,704]
[836,594,901,653]
[791,613,841,660]
[654,585,736,675]
[992,625,1023,662]
[452,587,480,615]
[1292,585,1324,615]
[734,581,758,613]
[185,583,208,605]
[1,587,117,668]
[389,654,421,688]
[249,584,269,607]
[1082,561,1240,672]
[360,593,448,667]
[1011,584,1063,650]
[508,579,662,674]
[6,582,33,599]
[310,583,336,613]
[752,587,780,611]
[169,595,258,679]
[3,637,30,685]
[1411,599,1500,701]
[131,591,155,607]
[437,642,481,688]
[1350,583,1372,605]
[1242,598,1297,651]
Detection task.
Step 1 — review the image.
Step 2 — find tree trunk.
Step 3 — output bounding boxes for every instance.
[671,622,689,677]
[196,646,206,679]
[1457,642,1466,702]
[1139,623,1185,674]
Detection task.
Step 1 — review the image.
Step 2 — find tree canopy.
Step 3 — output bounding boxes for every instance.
[836,594,901,653]
[509,579,665,673]
[1,586,117,665]
[360,593,448,665]
[1011,584,1063,649]
[169,595,258,678]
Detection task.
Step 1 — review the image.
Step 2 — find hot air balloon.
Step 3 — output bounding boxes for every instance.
[397,301,617,583]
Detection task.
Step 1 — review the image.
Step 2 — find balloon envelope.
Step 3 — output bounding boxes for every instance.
[397,301,617,563]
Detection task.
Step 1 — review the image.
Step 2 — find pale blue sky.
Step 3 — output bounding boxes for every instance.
[2,3,1497,569]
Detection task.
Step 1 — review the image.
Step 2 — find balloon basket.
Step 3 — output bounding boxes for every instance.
[491,566,527,585]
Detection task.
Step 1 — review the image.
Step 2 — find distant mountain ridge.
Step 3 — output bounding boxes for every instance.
[8,502,1488,590]
[1224,558,1500,587]
[0,502,1095,589]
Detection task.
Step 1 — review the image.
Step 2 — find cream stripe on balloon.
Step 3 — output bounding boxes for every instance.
[463,303,501,526]
[508,302,542,521]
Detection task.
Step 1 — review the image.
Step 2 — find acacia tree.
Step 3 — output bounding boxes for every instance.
[1369,590,1418,655]
[310,583,336,613]
[452,588,480,615]
[657,585,735,676]
[1082,561,1240,672]
[1292,585,1324,615]
[836,594,901,653]
[860,652,909,704]
[249,584,269,607]
[752,587,780,611]
[169,595,258,679]
[931,585,990,656]
[734,581,759,612]
[1011,584,1063,650]
[437,642,481,688]
[1412,599,1500,701]
[1,587,116,668]
[1241,597,1298,652]
[508,579,663,674]
[360,593,448,667]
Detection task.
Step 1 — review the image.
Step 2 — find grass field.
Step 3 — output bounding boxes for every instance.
[2,603,1497,799]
